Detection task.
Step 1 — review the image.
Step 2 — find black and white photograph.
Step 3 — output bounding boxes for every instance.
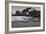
[9,3,44,32]
[11,6,40,28]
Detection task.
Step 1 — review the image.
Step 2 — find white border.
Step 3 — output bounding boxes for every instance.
[9,3,43,32]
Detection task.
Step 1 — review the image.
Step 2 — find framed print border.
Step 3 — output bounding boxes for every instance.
[9,2,44,32]
[5,1,45,33]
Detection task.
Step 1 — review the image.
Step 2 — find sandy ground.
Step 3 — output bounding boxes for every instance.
[11,16,40,28]
[12,21,40,28]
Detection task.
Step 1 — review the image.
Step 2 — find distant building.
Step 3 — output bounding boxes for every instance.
[12,7,40,17]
